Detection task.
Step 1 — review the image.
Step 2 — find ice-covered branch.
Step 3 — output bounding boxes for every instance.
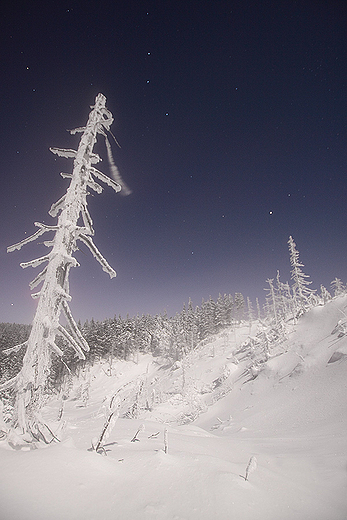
[50,147,77,159]
[49,194,66,217]
[69,126,85,135]
[8,230,43,253]
[78,233,116,278]
[34,222,59,232]
[43,240,54,248]
[29,266,48,290]
[89,152,101,164]
[1,341,28,355]
[80,205,94,235]
[7,222,58,253]
[0,374,19,392]
[94,397,120,454]
[53,284,72,302]
[57,325,86,360]
[89,166,121,193]
[20,254,51,269]
[48,340,64,357]
[61,300,90,352]
[87,173,103,194]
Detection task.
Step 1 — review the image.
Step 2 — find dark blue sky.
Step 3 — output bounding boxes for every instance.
[1,0,346,324]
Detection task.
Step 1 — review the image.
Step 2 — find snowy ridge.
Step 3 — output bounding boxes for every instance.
[1,297,347,519]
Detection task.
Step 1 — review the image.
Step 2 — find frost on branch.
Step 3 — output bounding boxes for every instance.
[57,325,86,360]
[86,174,103,194]
[89,166,121,193]
[78,233,117,278]
[20,254,51,270]
[61,301,90,353]
[7,222,58,253]
[2,93,128,441]
[80,204,94,235]
[49,147,77,159]
[0,374,19,392]
[49,194,67,218]
[29,266,48,290]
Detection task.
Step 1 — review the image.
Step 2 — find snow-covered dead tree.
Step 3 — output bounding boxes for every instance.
[331,278,345,298]
[0,93,127,442]
[288,236,315,315]
[264,278,279,327]
[320,285,332,304]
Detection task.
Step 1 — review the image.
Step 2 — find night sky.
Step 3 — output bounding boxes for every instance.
[1,1,346,324]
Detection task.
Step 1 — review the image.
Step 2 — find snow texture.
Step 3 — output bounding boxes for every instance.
[1,296,347,519]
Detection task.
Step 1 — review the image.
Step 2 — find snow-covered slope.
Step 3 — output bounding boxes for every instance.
[1,297,347,520]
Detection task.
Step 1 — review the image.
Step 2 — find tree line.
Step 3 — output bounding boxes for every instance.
[0,237,345,392]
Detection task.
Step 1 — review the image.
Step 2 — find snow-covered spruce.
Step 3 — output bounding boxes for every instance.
[288,236,316,315]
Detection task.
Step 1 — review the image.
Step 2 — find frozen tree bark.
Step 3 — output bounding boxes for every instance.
[2,94,123,439]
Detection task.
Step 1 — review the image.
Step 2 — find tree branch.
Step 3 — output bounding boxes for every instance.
[61,300,90,352]
[57,325,86,360]
[89,166,121,193]
[2,341,28,355]
[29,266,48,290]
[50,147,77,158]
[78,234,116,278]
[8,229,46,253]
[49,194,66,217]
[20,254,51,269]
[0,374,19,392]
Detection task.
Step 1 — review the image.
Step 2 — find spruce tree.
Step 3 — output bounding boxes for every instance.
[234,293,245,323]
[331,278,345,298]
[288,236,315,314]
[320,285,332,304]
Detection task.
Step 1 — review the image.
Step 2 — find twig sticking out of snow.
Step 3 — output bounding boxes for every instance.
[240,456,257,481]
[42,422,61,443]
[93,398,120,454]
[164,428,169,454]
[131,423,145,442]
[148,431,160,439]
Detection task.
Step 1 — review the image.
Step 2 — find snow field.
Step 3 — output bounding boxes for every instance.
[1,297,347,519]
